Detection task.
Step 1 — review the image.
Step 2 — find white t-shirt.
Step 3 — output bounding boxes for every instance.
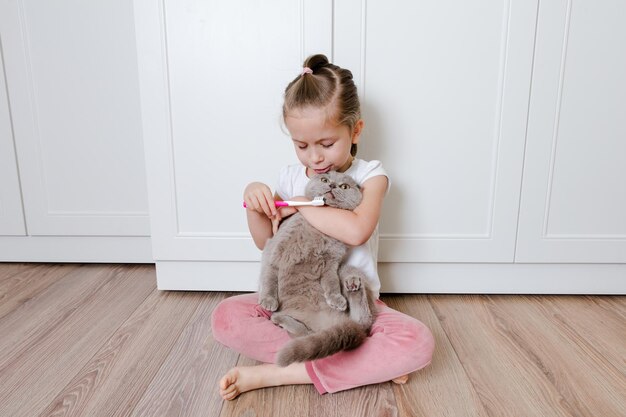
[275,159,389,299]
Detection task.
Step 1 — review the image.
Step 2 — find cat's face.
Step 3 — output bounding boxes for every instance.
[305,171,362,210]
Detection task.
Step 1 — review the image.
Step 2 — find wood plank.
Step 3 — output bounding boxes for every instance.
[584,295,626,321]
[483,295,626,417]
[129,292,240,417]
[0,263,37,282]
[39,290,205,417]
[37,287,165,417]
[307,380,397,417]
[0,263,80,319]
[0,264,156,417]
[429,295,577,417]
[0,264,133,371]
[539,296,625,371]
[1,264,623,416]
[384,295,488,417]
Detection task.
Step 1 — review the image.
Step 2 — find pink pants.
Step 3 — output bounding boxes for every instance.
[211,293,435,394]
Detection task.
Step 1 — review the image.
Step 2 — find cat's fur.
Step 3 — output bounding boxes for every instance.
[258,171,377,367]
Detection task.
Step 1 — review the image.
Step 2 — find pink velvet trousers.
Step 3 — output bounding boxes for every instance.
[211,293,435,394]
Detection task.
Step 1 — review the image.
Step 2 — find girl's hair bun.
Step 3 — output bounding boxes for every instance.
[303,54,330,73]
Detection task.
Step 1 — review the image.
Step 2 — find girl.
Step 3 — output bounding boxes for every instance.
[211,54,434,400]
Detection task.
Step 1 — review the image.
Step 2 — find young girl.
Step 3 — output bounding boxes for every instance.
[211,54,434,400]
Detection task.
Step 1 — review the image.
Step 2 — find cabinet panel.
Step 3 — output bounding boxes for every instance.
[136,0,333,260]
[516,0,626,262]
[0,47,26,236]
[1,0,149,236]
[335,0,538,262]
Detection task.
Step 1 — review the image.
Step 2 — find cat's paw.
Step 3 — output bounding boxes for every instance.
[326,293,347,311]
[271,314,286,328]
[259,296,279,312]
[271,314,311,336]
[344,276,361,292]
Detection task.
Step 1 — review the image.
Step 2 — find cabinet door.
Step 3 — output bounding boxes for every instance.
[335,0,538,262]
[1,0,150,236]
[516,0,626,262]
[136,0,333,261]
[0,47,25,236]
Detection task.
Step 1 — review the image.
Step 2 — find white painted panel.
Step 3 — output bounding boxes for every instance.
[517,0,626,262]
[136,0,332,260]
[0,236,152,263]
[2,0,149,236]
[0,43,26,236]
[335,0,538,262]
[154,261,626,294]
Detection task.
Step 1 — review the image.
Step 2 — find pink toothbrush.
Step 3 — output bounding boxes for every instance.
[243,196,325,208]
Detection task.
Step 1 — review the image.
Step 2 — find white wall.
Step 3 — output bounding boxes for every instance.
[1,0,624,292]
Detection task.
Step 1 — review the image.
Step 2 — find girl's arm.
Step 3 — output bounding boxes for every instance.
[243,182,279,250]
[246,209,273,250]
[296,175,388,246]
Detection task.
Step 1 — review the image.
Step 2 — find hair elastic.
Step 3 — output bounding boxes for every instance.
[301,67,313,76]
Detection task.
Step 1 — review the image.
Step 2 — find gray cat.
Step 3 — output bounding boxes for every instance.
[258,171,376,367]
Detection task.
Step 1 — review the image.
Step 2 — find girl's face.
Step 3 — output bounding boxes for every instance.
[284,106,363,177]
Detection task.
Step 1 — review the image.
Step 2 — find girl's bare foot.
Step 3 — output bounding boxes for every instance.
[219,366,263,401]
[219,363,310,401]
[392,374,409,384]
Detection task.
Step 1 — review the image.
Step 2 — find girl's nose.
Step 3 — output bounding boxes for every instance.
[312,151,323,162]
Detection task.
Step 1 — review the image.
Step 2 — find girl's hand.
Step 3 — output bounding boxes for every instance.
[243,182,277,219]
[271,205,298,235]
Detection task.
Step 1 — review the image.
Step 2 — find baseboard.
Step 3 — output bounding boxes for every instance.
[0,236,153,263]
[154,261,626,294]
[377,263,626,294]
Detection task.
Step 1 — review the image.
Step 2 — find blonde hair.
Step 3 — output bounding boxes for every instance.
[283,54,361,156]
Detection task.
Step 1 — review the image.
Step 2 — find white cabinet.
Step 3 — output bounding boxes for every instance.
[135,0,625,293]
[135,0,333,269]
[0,49,25,236]
[334,0,537,263]
[516,0,626,263]
[0,0,152,262]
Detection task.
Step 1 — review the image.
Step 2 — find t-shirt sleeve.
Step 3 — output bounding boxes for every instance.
[275,165,292,200]
[359,160,391,194]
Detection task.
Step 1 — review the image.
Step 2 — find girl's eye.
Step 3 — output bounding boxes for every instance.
[322,143,334,148]
[298,145,307,150]
[340,184,350,190]
[321,177,329,183]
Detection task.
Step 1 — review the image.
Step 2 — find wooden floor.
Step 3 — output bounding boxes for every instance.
[0,264,624,417]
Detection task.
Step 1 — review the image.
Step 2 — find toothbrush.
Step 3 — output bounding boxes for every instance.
[243,196,325,208]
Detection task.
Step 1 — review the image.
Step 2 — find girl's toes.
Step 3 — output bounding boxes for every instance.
[392,374,409,384]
